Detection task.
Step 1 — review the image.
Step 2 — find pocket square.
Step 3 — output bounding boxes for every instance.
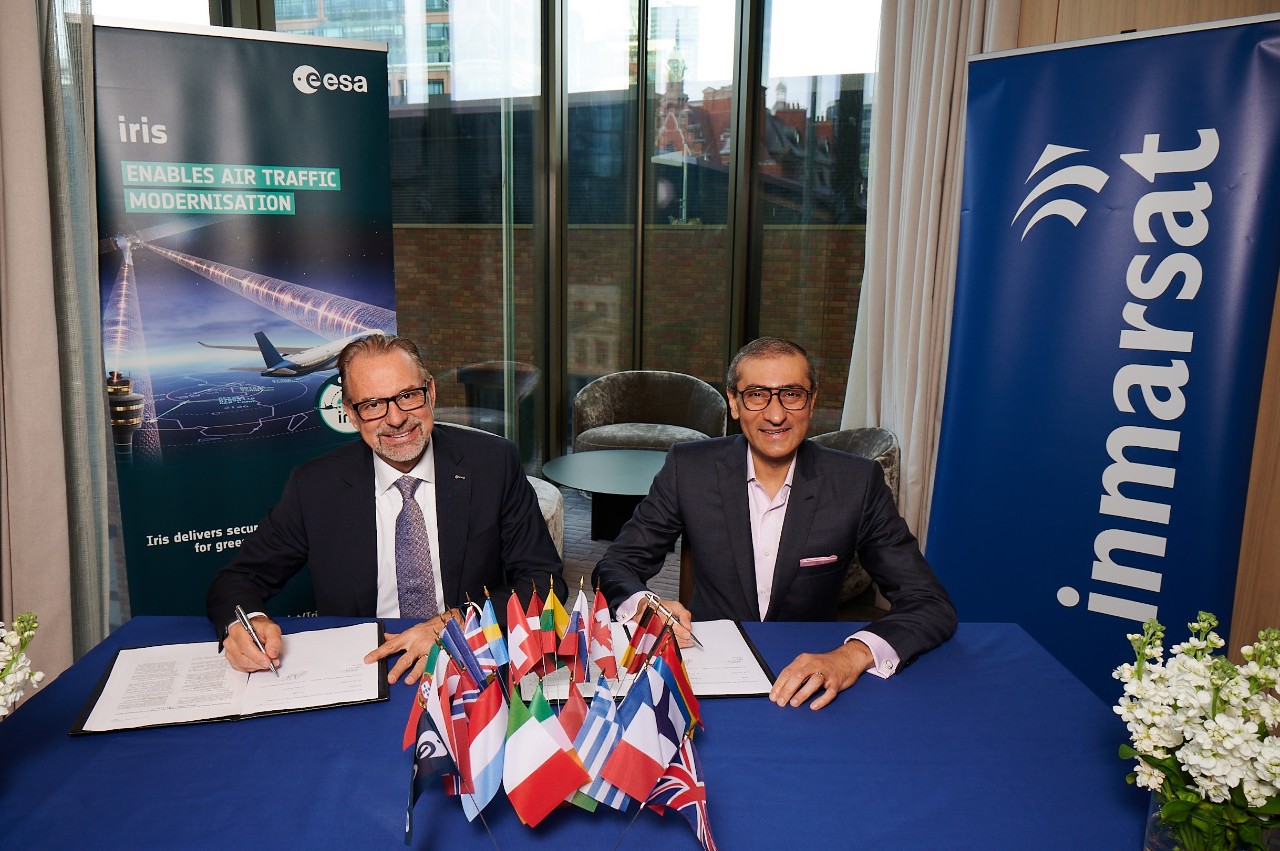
[799,555,839,568]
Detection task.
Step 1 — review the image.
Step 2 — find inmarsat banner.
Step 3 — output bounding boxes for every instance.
[927,16,1280,698]
[95,22,394,616]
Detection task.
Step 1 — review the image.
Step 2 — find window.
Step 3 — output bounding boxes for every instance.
[750,0,879,433]
[275,0,880,458]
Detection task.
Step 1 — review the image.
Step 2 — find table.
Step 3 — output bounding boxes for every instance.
[542,449,667,540]
[0,618,1147,849]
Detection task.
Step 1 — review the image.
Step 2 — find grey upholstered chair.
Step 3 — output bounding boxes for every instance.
[432,360,539,438]
[571,370,727,454]
[809,427,901,606]
[434,421,564,555]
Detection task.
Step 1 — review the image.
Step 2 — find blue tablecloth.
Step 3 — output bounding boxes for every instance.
[0,617,1147,848]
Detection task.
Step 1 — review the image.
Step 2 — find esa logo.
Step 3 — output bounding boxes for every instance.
[292,64,369,94]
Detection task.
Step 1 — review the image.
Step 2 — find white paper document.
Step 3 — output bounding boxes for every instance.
[74,622,386,733]
[523,619,774,702]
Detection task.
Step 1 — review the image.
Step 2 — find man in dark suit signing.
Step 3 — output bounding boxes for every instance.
[208,334,564,685]
[594,337,955,710]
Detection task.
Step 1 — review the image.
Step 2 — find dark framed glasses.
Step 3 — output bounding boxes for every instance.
[349,385,431,422]
[733,385,812,411]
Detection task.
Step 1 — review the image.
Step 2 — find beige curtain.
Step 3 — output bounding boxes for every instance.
[843,0,1020,541]
[1,0,112,687]
[1,1,75,680]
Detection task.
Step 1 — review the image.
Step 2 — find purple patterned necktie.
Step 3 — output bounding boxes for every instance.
[393,475,438,619]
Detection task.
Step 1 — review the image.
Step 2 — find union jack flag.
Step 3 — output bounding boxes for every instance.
[646,737,718,851]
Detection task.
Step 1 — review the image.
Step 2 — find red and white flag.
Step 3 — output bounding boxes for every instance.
[507,591,540,684]
[589,587,618,680]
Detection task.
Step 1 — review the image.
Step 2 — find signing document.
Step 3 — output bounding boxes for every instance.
[526,619,775,702]
[73,622,387,733]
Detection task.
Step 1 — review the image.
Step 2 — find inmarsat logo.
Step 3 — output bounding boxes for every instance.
[292,64,369,95]
[1011,144,1110,239]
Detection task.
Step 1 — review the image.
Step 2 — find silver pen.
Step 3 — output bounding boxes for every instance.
[234,604,279,676]
[643,592,703,648]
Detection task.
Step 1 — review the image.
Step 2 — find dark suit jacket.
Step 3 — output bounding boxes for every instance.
[593,435,956,669]
[207,424,564,633]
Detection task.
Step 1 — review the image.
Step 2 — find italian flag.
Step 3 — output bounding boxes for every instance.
[502,690,589,827]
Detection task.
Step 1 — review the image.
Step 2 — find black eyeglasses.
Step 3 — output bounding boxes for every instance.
[733,385,812,411]
[349,385,431,422]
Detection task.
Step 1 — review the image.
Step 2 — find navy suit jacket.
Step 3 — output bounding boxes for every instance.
[593,435,956,669]
[206,424,564,633]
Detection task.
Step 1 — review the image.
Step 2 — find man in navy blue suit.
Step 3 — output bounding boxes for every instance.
[594,337,955,710]
[208,334,563,685]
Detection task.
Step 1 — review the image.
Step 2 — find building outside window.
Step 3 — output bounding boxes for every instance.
[270,0,880,458]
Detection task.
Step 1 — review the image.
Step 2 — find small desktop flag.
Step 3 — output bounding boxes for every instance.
[590,588,618,680]
[652,632,702,734]
[600,667,675,800]
[406,693,457,844]
[557,608,588,684]
[503,689,590,827]
[463,604,498,680]
[480,595,509,667]
[647,736,719,851]
[621,606,664,674]
[573,677,632,811]
[507,591,540,683]
[460,676,508,822]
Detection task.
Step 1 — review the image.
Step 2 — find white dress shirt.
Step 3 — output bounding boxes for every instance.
[744,449,900,679]
[372,442,446,618]
[619,446,901,679]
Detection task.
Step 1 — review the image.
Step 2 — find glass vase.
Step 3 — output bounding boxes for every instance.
[1143,794,1280,851]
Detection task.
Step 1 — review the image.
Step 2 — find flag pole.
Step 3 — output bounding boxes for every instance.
[611,800,649,851]
[467,798,503,851]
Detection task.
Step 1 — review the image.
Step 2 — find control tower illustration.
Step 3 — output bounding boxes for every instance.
[102,238,162,464]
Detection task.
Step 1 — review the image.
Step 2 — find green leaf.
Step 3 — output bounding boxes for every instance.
[1161,799,1196,822]
[1247,798,1280,815]
[1119,743,1138,759]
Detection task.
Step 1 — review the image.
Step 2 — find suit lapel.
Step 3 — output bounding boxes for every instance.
[340,444,380,615]
[716,437,760,619]
[431,426,470,605]
[765,442,820,621]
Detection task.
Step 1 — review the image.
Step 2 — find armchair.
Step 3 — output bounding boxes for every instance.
[572,370,726,454]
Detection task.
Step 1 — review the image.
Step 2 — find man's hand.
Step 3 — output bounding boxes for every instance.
[224,615,282,673]
[639,597,695,648]
[366,609,460,685]
[769,640,874,710]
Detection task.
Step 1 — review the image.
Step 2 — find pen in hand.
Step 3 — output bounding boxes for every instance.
[234,604,279,676]
[643,592,703,649]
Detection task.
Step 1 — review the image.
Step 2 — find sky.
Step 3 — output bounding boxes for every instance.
[92,0,209,25]
[92,0,879,121]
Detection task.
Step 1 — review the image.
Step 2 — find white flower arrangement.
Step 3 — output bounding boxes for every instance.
[1115,612,1280,850]
[0,612,45,720]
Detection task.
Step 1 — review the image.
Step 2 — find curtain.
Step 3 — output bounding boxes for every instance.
[1,0,113,686]
[39,2,117,658]
[842,0,1019,541]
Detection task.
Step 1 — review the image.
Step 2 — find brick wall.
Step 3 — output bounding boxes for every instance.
[393,223,863,434]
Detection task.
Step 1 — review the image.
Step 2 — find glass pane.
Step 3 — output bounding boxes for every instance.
[754,0,879,435]
[640,0,736,389]
[564,0,640,429]
[276,0,545,465]
[91,0,210,25]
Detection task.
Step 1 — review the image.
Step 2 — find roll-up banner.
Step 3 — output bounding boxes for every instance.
[928,16,1280,698]
[95,22,394,616]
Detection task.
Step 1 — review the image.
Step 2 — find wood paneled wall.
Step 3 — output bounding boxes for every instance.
[1015,0,1280,653]
[1019,1,1280,45]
